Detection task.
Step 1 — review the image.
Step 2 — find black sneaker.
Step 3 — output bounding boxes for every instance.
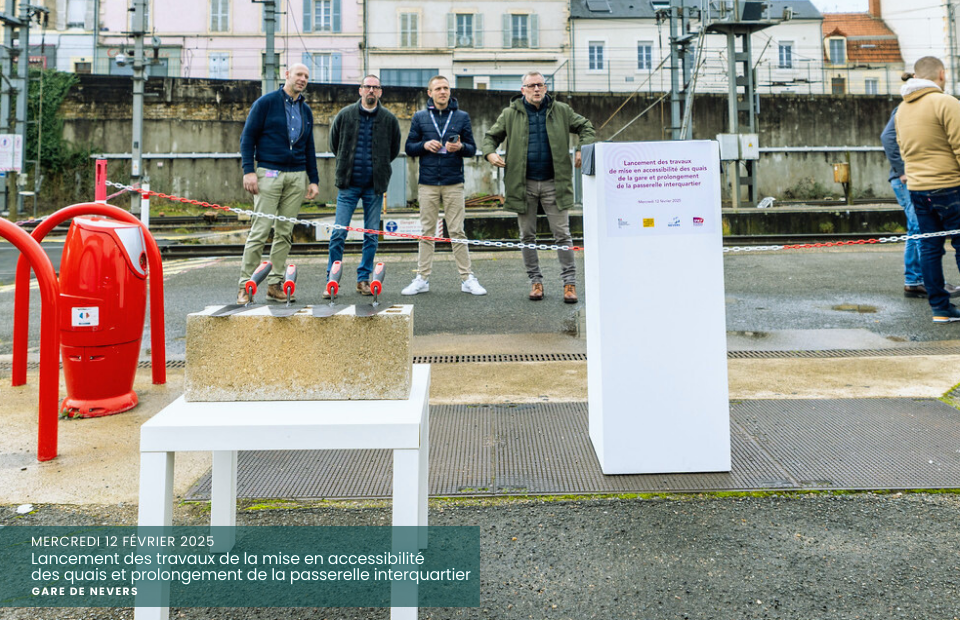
[932,306,960,323]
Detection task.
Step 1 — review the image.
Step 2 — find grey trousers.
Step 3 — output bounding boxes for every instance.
[517,178,576,285]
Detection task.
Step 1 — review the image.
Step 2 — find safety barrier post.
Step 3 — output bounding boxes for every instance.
[0,219,60,461]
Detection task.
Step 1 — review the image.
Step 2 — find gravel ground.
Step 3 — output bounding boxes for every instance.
[3,493,960,620]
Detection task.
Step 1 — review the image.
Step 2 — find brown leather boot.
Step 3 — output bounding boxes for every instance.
[266,283,292,302]
[529,282,544,301]
[357,281,372,296]
[563,284,578,304]
[237,287,251,305]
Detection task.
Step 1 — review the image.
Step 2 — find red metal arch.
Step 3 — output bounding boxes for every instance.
[0,219,60,462]
[13,203,166,394]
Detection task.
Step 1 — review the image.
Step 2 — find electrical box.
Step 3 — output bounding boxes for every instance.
[717,134,740,161]
[739,134,760,160]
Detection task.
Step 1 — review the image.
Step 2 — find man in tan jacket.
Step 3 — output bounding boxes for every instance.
[896,56,960,323]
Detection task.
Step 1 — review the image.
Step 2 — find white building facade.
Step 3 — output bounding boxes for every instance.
[879,0,960,96]
[568,0,824,94]
[366,0,570,91]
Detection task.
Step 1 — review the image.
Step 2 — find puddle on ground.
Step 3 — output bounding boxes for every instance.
[730,331,769,339]
[831,304,878,314]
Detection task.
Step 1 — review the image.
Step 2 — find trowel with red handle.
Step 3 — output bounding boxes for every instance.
[269,264,304,317]
[313,260,349,317]
[355,262,388,317]
[210,260,272,317]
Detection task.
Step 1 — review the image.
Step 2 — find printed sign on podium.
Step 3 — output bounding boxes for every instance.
[582,140,730,475]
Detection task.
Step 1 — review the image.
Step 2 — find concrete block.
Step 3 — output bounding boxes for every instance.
[185,305,412,401]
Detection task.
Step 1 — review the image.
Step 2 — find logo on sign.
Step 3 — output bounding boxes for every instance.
[642,218,655,228]
[385,221,398,233]
[617,218,630,229]
[693,217,704,226]
[71,307,100,327]
[668,217,681,228]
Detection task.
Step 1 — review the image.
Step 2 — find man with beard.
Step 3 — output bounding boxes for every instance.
[327,74,402,295]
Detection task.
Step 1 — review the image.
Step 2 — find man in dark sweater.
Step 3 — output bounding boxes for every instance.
[238,63,319,304]
[327,75,402,295]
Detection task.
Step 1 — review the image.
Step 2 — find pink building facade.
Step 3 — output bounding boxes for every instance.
[85,0,363,82]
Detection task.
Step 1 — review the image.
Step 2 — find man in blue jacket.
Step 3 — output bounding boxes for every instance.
[327,75,402,295]
[238,63,319,304]
[402,76,486,296]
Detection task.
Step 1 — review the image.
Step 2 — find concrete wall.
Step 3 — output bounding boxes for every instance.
[60,75,900,205]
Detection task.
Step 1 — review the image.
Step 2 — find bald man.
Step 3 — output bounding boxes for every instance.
[897,56,960,322]
[237,63,320,304]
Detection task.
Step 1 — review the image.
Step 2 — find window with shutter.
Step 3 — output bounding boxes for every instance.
[510,14,528,48]
[400,12,418,48]
[455,14,474,47]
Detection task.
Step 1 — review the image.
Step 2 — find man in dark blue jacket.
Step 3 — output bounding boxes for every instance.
[238,63,319,304]
[327,75,402,295]
[402,76,486,296]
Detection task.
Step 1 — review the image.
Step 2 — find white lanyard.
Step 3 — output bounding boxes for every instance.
[429,108,454,142]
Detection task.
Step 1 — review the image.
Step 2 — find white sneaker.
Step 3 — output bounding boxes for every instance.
[402,275,430,295]
[461,275,487,296]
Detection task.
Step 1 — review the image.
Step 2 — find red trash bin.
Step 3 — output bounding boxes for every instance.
[59,217,148,418]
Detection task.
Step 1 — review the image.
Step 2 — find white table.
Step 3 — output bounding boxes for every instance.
[135,364,430,620]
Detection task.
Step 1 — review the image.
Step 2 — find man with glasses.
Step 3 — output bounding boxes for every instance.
[327,74,402,295]
[482,71,595,303]
[237,63,319,304]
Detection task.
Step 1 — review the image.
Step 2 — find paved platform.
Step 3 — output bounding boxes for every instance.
[5,247,960,505]
[185,398,960,501]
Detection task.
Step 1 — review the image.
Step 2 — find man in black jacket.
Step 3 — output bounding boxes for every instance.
[327,75,402,295]
[402,76,486,296]
[238,63,319,304]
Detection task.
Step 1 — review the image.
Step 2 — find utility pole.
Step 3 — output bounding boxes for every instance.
[14,0,29,215]
[669,0,681,140]
[129,0,145,216]
[263,0,277,93]
[667,0,698,140]
[0,0,16,215]
[705,0,774,207]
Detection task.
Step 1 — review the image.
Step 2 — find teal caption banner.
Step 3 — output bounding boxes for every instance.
[0,526,479,608]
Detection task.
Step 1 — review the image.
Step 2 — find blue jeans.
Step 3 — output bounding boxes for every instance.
[909,186,960,312]
[891,178,923,286]
[327,185,382,282]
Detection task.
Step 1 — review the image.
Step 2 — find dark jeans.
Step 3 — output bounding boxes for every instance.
[909,186,960,312]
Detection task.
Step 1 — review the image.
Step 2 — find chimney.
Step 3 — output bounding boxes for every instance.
[869,0,881,18]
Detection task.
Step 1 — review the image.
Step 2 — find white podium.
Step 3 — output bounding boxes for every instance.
[582,141,730,474]
[135,364,431,620]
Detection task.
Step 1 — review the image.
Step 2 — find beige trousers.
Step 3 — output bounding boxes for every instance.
[416,183,472,280]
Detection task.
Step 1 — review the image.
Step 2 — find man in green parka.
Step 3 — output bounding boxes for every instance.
[482,71,595,303]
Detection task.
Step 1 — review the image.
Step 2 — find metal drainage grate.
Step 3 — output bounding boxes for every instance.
[185,398,960,500]
[4,346,960,375]
[412,353,586,364]
[726,346,960,359]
